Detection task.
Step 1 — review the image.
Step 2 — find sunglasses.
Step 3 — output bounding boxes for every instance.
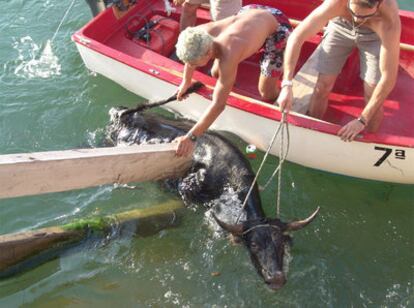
[347,1,380,19]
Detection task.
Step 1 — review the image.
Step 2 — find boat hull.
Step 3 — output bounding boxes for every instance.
[75,43,413,184]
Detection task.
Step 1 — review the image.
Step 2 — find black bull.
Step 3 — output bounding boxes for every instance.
[107,107,319,290]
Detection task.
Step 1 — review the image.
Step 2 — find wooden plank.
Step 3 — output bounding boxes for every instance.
[0,200,185,277]
[291,46,320,114]
[0,144,191,199]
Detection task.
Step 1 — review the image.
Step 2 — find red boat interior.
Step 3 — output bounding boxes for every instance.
[78,0,414,146]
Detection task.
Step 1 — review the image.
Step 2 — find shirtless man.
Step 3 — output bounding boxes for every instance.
[174,5,292,156]
[277,0,401,142]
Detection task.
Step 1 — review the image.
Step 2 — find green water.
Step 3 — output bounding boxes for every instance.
[0,1,413,306]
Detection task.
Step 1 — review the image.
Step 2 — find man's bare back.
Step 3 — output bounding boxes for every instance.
[174,5,292,156]
[199,9,278,66]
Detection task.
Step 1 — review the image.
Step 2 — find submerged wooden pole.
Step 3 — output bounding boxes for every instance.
[0,144,191,199]
[0,200,185,278]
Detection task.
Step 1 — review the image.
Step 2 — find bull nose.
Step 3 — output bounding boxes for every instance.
[264,271,286,291]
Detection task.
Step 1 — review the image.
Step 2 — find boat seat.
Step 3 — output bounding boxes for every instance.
[291,46,320,114]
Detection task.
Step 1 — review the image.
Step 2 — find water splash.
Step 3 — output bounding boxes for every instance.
[13,37,61,79]
[12,0,76,80]
[204,187,247,237]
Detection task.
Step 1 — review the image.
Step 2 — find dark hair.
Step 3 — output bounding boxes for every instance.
[357,0,382,9]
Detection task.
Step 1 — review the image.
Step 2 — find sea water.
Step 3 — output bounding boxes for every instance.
[0,1,412,306]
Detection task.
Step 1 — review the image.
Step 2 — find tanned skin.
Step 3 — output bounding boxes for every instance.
[175,9,280,156]
[277,0,401,142]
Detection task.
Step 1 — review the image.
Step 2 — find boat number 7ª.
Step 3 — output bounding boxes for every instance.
[374,146,406,167]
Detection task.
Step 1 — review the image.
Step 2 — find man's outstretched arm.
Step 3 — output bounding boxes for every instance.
[277,0,339,111]
[175,65,237,156]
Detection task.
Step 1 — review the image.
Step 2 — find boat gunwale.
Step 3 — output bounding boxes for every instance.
[72,3,414,149]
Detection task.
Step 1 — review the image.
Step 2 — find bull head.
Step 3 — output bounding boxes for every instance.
[212,207,320,290]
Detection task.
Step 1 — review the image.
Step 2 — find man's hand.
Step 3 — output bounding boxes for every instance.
[338,119,365,142]
[176,82,191,101]
[174,135,195,157]
[276,86,293,113]
[173,0,185,6]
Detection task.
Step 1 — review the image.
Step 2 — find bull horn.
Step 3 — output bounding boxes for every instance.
[211,213,244,235]
[285,207,320,231]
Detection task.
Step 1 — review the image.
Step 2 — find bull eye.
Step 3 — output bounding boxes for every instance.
[250,241,259,251]
[271,229,280,239]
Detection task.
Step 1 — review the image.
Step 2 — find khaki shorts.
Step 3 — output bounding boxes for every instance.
[316,17,381,85]
[185,0,242,21]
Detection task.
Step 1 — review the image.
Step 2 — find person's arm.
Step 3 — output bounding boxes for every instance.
[190,70,235,135]
[361,24,400,122]
[338,19,401,141]
[177,63,196,100]
[175,63,237,156]
[277,0,339,111]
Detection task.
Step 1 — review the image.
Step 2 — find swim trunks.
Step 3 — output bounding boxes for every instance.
[239,4,292,78]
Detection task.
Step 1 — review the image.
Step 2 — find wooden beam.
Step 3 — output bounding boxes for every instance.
[0,200,185,277]
[0,144,191,199]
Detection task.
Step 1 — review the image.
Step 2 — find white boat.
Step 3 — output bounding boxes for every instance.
[72,0,414,184]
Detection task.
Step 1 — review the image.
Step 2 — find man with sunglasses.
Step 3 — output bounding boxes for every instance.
[277,0,401,142]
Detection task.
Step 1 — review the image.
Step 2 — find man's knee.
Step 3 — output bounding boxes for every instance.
[259,87,279,102]
[314,77,335,100]
[258,76,279,101]
[308,74,337,118]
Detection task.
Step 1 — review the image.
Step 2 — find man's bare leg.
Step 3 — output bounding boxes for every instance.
[180,2,199,31]
[363,81,383,132]
[258,74,279,101]
[308,73,337,118]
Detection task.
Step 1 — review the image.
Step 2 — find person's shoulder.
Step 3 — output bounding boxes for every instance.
[381,0,399,11]
[380,0,401,25]
[319,0,345,9]
[314,0,344,16]
[217,50,238,71]
[302,0,343,23]
[382,0,399,8]
[376,0,401,39]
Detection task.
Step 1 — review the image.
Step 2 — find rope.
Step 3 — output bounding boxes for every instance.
[235,111,290,223]
[276,112,289,217]
[50,0,77,44]
[260,117,290,192]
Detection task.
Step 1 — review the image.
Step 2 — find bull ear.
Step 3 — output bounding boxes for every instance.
[211,213,244,235]
[285,207,320,231]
